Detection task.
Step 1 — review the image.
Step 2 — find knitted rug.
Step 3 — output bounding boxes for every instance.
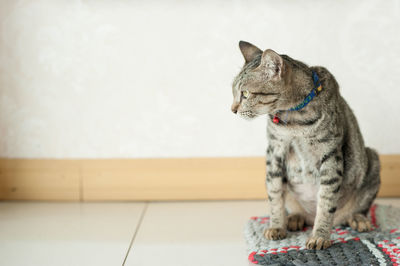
[244,204,400,265]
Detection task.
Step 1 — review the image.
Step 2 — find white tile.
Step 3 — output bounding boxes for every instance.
[374,198,400,208]
[124,200,268,266]
[0,202,145,266]
[1,199,396,266]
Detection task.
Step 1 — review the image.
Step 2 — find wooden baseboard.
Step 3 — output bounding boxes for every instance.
[0,159,80,201]
[0,156,399,201]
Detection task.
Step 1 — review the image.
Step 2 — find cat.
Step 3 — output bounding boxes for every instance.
[231,41,380,250]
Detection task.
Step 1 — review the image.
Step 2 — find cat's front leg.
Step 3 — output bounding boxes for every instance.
[264,144,287,240]
[306,149,343,250]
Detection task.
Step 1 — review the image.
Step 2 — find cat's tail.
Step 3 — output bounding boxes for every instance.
[359,147,381,214]
[365,147,380,187]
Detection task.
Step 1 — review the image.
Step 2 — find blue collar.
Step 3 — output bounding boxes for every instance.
[272,71,322,124]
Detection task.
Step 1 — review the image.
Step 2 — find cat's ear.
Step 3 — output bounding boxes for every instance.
[260,49,284,80]
[239,41,262,63]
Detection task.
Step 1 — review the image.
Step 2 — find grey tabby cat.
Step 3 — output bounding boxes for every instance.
[231,41,380,250]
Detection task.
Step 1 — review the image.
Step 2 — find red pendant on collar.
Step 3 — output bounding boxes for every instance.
[272,115,280,124]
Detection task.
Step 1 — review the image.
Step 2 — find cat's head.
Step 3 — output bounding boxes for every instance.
[231,41,302,119]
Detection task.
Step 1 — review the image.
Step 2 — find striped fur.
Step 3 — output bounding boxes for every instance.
[232,41,381,250]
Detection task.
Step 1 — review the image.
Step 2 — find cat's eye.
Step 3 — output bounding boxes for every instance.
[242,90,250,99]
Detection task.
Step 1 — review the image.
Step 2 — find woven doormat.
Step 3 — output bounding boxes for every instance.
[244,204,400,265]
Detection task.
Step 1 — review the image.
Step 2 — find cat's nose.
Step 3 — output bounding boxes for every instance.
[231,103,239,114]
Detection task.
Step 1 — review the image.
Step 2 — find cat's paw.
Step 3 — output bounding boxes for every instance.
[287,213,305,231]
[306,236,332,250]
[347,213,372,232]
[264,227,287,240]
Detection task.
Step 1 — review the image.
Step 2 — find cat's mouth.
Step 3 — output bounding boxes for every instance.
[239,111,257,119]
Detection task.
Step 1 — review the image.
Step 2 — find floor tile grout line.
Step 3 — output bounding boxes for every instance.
[122,201,149,266]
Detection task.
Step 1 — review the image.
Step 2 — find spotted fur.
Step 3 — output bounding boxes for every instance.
[231,41,381,250]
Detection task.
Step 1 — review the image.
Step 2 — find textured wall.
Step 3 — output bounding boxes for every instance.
[0,0,399,158]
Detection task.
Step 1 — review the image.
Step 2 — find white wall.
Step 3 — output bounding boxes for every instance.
[0,0,399,158]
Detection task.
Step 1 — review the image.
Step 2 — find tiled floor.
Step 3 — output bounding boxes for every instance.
[0,199,399,266]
